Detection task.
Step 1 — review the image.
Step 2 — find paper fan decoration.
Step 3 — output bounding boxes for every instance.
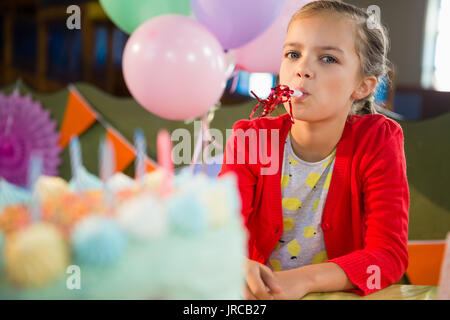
[0,91,61,187]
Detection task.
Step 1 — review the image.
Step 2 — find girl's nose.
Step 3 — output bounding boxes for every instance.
[297,68,313,79]
[295,58,314,79]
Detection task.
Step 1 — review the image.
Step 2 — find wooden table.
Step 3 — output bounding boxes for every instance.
[301,284,437,300]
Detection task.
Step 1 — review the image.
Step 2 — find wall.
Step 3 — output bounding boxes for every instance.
[345,0,428,88]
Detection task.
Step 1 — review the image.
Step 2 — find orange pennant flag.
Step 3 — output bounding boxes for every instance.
[106,128,136,173]
[59,89,97,148]
[145,157,157,173]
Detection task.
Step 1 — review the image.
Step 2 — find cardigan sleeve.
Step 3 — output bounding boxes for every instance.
[217,120,258,243]
[327,121,410,296]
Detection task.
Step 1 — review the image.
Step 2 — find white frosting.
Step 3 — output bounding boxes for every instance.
[116,194,168,239]
[106,173,135,192]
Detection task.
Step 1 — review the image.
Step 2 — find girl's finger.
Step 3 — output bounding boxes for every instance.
[242,283,258,300]
[260,267,282,294]
[246,270,274,300]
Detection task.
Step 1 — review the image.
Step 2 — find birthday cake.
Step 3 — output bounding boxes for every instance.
[0,133,247,299]
[0,169,246,299]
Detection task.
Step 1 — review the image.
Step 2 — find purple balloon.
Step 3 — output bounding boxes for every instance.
[190,0,287,50]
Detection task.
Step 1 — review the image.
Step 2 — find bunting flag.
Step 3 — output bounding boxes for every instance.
[105,127,158,173]
[145,159,157,172]
[58,85,158,175]
[59,86,97,148]
[406,240,446,286]
[106,127,136,173]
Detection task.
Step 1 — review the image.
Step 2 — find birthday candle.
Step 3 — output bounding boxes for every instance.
[157,130,174,197]
[28,154,43,221]
[100,138,115,210]
[99,139,115,183]
[69,137,82,193]
[134,129,147,183]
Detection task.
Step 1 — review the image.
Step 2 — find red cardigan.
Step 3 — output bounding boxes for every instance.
[218,113,409,296]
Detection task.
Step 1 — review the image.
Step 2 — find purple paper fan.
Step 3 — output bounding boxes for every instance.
[0,91,62,187]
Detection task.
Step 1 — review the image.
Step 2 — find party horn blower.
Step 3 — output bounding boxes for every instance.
[249,85,303,123]
[157,130,174,197]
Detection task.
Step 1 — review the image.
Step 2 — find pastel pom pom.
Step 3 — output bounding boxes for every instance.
[41,193,93,237]
[116,194,167,240]
[173,168,195,189]
[106,173,135,193]
[33,176,69,203]
[188,173,240,228]
[72,216,126,266]
[141,169,165,192]
[167,190,208,236]
[175,171,209,195]
[0,204,30,234]
[199,181,232,228]
[4,222,69,287]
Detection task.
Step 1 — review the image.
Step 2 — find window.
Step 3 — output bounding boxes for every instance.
[225,70,276,99]
[248,73,276,99]
[422,0,450,91]
[433,0,450,91]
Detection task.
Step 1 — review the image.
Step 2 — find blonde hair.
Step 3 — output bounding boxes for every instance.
[288,0,393,116]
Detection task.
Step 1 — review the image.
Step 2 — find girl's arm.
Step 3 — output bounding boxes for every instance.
[325,123,409,296]
[272,262,356,299]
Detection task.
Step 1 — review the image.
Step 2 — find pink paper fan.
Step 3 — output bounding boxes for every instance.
[0,91,61,187]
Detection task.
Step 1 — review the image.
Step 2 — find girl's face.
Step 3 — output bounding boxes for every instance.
[280,13,374,122]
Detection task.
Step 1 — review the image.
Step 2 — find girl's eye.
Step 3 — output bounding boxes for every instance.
[284,51,338,64]
[285,51,299,59]
[321,55,338,64]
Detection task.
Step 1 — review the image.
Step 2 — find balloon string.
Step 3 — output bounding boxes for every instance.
[229,70,240,94]
[190,106,222,173]
[202,117,222,151]
[201,116,208,173]
[190,123,203,172]
[249,85,295,123]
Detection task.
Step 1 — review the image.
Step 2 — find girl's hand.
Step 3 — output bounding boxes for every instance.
[272,268,315,300]
[243,259,282,300]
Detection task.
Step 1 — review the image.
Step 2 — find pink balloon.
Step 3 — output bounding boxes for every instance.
[233,0,312,74]
[123,15,227,121]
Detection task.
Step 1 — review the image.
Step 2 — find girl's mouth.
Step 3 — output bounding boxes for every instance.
[292,93,310,103]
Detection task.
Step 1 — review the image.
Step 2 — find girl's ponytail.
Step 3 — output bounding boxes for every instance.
[352,94,378,116]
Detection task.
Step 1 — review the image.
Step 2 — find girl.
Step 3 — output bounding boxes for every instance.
[218,1,409,300]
